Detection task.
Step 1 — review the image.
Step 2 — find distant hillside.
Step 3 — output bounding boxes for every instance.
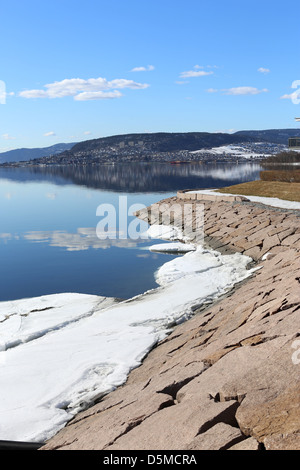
[69,132,255,154]
[57,129,300,157]
[1,129,300,167]
[236,128,300,144]
[0,142,77,163]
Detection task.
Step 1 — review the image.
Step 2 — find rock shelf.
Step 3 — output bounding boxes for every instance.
[41,194,300,451]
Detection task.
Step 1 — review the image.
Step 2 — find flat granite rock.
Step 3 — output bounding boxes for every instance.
[184,423,245,450]
[41,196,300,451]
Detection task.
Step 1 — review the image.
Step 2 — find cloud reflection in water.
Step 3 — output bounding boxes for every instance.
[0,228,143,252]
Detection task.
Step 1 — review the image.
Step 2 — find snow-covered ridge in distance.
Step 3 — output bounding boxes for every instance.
[190,142,288,159]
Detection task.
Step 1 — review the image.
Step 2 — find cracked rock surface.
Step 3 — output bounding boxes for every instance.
[41,196,300,451]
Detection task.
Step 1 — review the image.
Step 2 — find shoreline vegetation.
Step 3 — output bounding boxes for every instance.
[40,184,300,451]
[216,180,300,202]
[216,152,300,202]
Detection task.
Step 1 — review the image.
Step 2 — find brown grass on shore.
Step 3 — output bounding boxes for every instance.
[216,180,300,202]
[260,170,300,183]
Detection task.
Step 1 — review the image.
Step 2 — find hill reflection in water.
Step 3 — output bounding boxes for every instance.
[0,162,262,193]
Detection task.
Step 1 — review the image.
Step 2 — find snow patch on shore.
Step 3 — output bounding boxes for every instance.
[188,189,300,210]
[149,242,196,253]
[155,246,252,287]
[0,232,255,443]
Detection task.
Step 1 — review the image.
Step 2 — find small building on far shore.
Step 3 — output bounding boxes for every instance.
[288,137,300,150]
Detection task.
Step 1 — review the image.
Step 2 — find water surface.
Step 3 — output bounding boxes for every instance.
[0,162,261,302]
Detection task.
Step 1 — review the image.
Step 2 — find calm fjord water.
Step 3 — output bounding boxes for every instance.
[0,162,261,302]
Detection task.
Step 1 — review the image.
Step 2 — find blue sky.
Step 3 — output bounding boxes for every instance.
[0,0,299,151]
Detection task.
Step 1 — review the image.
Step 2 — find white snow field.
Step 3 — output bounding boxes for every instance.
[188,189,300,210]
[0,232,255,443]
[189,142,288,159]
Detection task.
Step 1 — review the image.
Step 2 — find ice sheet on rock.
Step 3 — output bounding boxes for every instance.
[155,246,252,286]
[0,247,255,443]
[149,242,196,253]
[0,293,118,351]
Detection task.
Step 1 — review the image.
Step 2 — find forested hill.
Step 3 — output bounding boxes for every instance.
[0,142,77,163]
[69,131,254,154]
[62,129,300,155]
[1,129,300,165]
[235,128,300,144]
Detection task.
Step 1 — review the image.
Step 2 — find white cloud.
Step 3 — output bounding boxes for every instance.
[195,65,218,69]
[131,65,155,72]
[179,64,215,79]
[2,133,16,140]
[108,79,149,89]
[74,90,122,101]
[258,67,270,74]
[207,87,269,96]
[222,87,269,95]
[20,89,49,99]
[19,77,149,101]
[180,70,213,78]
[214,128,236,134]
[44,131,56,137]
[83,131,92,135]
